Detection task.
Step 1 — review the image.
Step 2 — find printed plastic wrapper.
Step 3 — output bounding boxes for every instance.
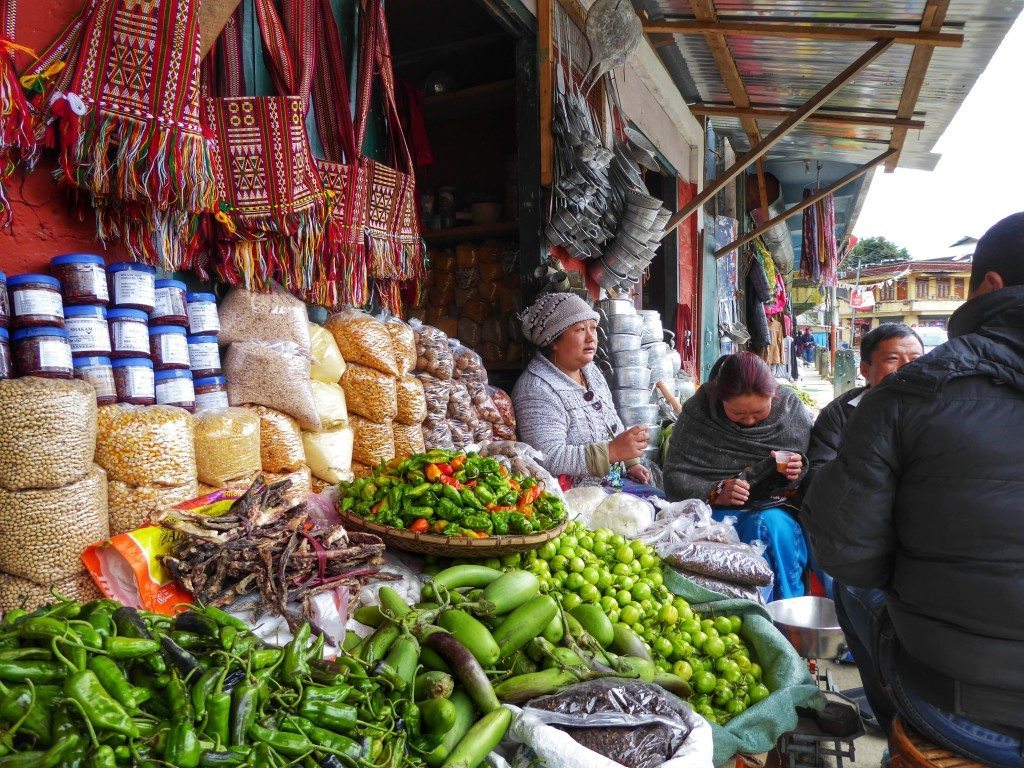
[0,569,102,613]
[641,499,742,557]
[0,377,97,491]
[324,310,400,377]
[0,466,109,583]
[385,316,417,375]
[515,679,711,768]
[309,322,346,382]
[218,286,312,354]
[340,364,397,422]
[83,489,246,614]
[108,479,200,536]
[193,407,261,487]
[303,427,354,485]
[225,341,321,430]
[423,418,455,450]
[417,373,451,420]
[393,422,426,457]
[246,406,306,473]
[395,375,427,425]
[411,320,454,380]
[264,464,312,508]
[310,380,349,430]
[664,540,774,587]
[349,415,395,468]
[564,486,610,524]
[590,493,656,538]
[96,404,196,487]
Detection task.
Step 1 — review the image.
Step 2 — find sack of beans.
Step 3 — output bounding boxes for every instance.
[95,405,196,487]
[108,479,200,535]
[0,570,102,613]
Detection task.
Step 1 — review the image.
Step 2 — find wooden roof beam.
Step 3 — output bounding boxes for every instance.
[641,19,963,47]
[690,104,926,130]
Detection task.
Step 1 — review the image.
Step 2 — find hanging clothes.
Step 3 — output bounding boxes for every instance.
[800,189,838,287]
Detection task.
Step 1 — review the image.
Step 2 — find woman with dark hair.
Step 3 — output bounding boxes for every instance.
[663,352,813,599]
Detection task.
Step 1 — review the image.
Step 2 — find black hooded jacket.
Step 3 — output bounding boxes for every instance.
[803,286,1024,693]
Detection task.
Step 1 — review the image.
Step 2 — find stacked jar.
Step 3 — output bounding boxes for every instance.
[184,292,223,411]
[49,254,112,402]
[0,271,9,380]
[106,262,156,405]
[8,273,72,380]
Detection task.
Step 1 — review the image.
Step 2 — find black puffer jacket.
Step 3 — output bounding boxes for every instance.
[803,286,1024,693]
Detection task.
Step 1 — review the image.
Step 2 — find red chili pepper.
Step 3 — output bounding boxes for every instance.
[409,518,430,534]
[371,500,385,515]
[490,506,517,513]
[437,462,454,476]
[438,476,464,490]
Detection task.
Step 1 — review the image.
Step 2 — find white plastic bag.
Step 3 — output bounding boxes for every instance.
[303,427,354,484]
[590,492,656,538]
[641,499,741,557]
[563,487,609,526]
[309,323,346,382]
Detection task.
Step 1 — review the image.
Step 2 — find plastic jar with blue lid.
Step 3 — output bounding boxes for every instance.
[7,274,64,329]
[155,368,195,411]
[187,334,222,378]
[0,270,9,329]
[108,308,151,358]
[193,375,229,412]
[107,262,156,312]
[149,325,190,370]
[64,305,111,356]
[11,326,73,378]
[111,357,155,404]
[50,253,108,306]
[73,355,117,405]
[185,292,220,336]
[0,327,10,379]
[151,279,188,326]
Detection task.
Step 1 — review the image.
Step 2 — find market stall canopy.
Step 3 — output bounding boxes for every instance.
[634,0,1023,255]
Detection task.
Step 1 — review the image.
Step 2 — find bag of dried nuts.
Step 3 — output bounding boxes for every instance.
[245,406,306,473]
[340,364,398,422]
[422,418,455,451]
[96,404,196,487]
[451,341,503,425]
[395,374,427,425]
[410,319,454,380]
[324,310,400,377]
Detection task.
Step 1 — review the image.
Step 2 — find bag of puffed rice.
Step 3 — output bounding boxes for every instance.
[349,415,395,467]
[340,364,397,422]
[245,406,306,473]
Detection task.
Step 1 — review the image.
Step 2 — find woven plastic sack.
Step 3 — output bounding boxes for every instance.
[193,408,262,487]
[310,381,349,430]
[246,406,306,473]
[107,479,200,535]
[349,415,395,467]
[96,405,196,487]
[340,364,397,422]
[395,375,426,426]
[410,320,454,380]
[0,377,97,491]
[393,422,426,458]
[385,316,416,375]
[325,310,400,377]
[309,322,346,383]
[264,465,312,507]
[0,466,109,583]
[0,570,102,613]
[225,341,321,431]
[303,427,354,485]
[218,286,312,354]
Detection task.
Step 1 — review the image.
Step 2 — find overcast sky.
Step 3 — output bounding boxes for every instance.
[853,12,1024,259]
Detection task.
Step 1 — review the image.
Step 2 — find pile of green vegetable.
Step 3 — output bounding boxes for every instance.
[0,595,505,768]
[337,450,567,538]
[427,520,770,725]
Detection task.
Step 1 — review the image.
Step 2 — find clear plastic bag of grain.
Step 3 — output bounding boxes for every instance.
[340,364,397,422]
[264,465,312,508]
[309,322,346,382]
[324,310,400,377]
[0,377,98,491]
[423,417,455,450]
[0,466,109,583]
[350,462,374,479]
[224,341,321,431]
[302,427,354,484]
[193,408,262,487]
[108,479,200,535]
[0,569,102,613]
[393,422,426,458]
[245,406,306,473]
[218,286,312,354]
[349,414,395,467]
[96,405,196,487]
[384,316,417,376]
[410,319,454,380]
[395,375,427,426]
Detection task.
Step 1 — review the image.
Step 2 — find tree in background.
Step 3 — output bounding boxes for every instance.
[843,235,910,268]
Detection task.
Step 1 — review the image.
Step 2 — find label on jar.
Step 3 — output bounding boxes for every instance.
[112,321,150,354]
[77,366,117,399]
[157,334,190,367]
[187,302,220,334]
[194,389,229,411]
[85,266,110,302]
[38,338,73,370]
[153,288,186,320]
[12,289,64,319]
[112,271,155,308]
[188,340,221,371]
[156,377,195,406]
[66,317,112,353]
[120,366,155,400]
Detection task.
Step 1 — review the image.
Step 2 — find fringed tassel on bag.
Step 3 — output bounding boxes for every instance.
[0,37,39,226]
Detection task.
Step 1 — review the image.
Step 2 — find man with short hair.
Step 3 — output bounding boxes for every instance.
[803,212,1024,765]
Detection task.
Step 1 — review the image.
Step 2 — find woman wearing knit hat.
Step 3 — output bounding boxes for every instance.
[512,293,652,488]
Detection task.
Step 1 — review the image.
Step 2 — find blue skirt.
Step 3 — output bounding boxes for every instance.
[711,507,808,601]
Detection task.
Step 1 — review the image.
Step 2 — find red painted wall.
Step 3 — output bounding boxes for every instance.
[1,0,130,277]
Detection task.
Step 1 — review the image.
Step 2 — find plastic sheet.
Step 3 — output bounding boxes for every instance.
[246,406,306,473]
[411,320,454,380]
[309,322,346,383]
[325,310,400,376]
[640,499,741,556]
[303,427,354,485]
[218,287,311,353]
[193,407,262,487]
[340,364,397,422]
[224,341,320,430]
[310,380,349,429]
[96,404,196,486]
[349,415,395,467]
[395,375,427,425]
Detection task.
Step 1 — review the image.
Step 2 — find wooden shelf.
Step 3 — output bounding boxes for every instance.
[423,220,518,245]
[422,80,515,122]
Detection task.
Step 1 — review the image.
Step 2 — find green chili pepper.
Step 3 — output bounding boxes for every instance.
[404,701,422,738]
[198,749,249,767]
[0,733,79,767]
[461,489,485,510]
[0,685,51,744]
[247,723,312,757]
[248,649,281,671]
[165,721,201,768]
[57,639,88,676]
[229,682,258,746]
[283,623,311,680]
[284,717,363,761]
[191,667,221,721]
[204,691,231,747]
[102,636,160,659]
[474,485,496,505]
[88,656,138,710]
[407,483,431,498]
[16,616,68,642]
[300,683,353,705]
[0,660,65,683]
[63,670,139,738]
[297,699,357,732]
[441,485,463,505]
[169,631,210,651]
[166,671,195,722]
[0,647,51,661]
[230,634,261,657]
[1,609,26,628]
[89,745,116,768]
[218,626,237,652]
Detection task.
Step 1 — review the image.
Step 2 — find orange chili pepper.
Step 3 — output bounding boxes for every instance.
[425,464,442,482]
[450,455,466,470]
[410,518,430,534]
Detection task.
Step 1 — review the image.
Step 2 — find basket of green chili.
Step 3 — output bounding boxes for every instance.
[336,450,569,556]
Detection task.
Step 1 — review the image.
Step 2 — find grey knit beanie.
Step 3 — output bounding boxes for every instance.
[520,292,599,348]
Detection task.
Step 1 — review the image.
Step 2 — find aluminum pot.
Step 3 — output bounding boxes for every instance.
[676,374,697,401]
[619,403,660,425]
[638,310,663,344]
[646,429,663,449]
[609,365,651,389]
[613,387,652,409]
[596,298,634,316]
[603,313,643,336]
[650,358,675,385]
[642,447,662,465]
[607,333,642,352]
[645,341,671,363]
[611,348,648,368]
[667,349,682,373]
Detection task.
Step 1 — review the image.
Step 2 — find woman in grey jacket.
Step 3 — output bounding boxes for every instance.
[512,293,650,487]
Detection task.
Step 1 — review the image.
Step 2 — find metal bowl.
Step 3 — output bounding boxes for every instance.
[607,333,642,352]
[613,387,653,409]
[610,349,648,368]
[619,403,660,426]
[766,597,846,659]
[590,261,626,291]
[608,365,651,389]
[626,189,662,211]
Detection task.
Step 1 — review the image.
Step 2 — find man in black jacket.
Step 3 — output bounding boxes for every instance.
[803,212,1024,766]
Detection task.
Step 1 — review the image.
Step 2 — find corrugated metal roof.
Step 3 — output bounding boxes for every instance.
[637,0,1023,171]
